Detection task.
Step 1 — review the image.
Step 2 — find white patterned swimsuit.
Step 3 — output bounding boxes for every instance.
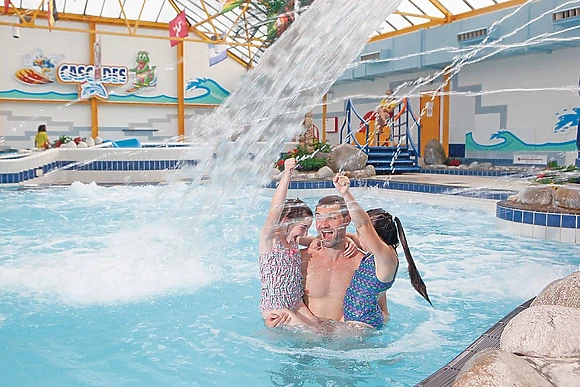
[259,240,304,312]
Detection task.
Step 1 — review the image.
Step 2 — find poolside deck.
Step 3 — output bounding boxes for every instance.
[370,173,532,193]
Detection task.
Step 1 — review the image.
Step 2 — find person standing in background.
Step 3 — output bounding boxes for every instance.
[35,124,50,149]
[376,90,397,145]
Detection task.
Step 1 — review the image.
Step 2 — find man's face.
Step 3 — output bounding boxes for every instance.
[315,205,350,248]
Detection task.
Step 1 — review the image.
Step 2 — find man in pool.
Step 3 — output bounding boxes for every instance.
[265,193,368,326]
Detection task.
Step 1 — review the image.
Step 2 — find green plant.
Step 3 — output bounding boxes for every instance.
[275,140,332,171]
[547,160,559,169]
[296,156,327,171]
[54,135,73,147]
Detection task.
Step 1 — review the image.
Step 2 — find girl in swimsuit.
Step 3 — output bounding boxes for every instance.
[333,174,432,328]
[258,157,319,327]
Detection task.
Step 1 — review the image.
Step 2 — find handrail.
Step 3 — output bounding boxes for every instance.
[312,124,320,140]
[340,97,421,159]
[341,99,369,151]
[404,97,421,157]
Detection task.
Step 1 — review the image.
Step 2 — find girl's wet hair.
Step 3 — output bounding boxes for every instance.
[279,198,313,223]
[367,208,433,306]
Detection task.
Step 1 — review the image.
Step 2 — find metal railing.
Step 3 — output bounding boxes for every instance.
[339,97,421,157]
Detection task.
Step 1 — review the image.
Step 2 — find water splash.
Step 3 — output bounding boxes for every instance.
[183,0,405,205]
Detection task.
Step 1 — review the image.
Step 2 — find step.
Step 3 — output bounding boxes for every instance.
[367,146,410,152]
[368,159,415,166]
[374,165,421,174]
[369,163,416,169]
[368,153,412,160]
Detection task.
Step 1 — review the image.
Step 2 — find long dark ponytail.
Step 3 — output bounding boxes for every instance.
[394,217,432,306]
[367,209,432,306]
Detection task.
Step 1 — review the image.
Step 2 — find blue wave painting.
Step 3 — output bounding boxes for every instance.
[0,80,229,105]
[185,77,230,104]
[466,130,576,152]
[0,89,78,100]
[554,107,580,133]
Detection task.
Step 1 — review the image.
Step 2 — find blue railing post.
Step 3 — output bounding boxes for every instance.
[341,98,370,153]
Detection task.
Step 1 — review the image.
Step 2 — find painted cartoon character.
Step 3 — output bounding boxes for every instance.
[128,51,157,92]
[14,50,61,85]
[32,54,56,79]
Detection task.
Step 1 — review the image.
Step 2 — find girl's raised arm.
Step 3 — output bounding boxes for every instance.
[259,158,296,254]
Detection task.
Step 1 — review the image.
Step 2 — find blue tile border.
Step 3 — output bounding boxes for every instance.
[0,159,199,185]
[496,201,579,229]
[266,179,516,201]
[420,168,517,177]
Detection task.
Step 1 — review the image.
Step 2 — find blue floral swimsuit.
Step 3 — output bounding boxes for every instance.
[343,253,398,328]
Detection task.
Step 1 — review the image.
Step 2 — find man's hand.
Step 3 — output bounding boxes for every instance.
[344,237,359,258]
[283,158,296,174]
[333,174,350,196]
[264,312,290,328]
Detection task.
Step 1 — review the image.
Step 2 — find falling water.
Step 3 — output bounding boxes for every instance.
[184,0,405,205]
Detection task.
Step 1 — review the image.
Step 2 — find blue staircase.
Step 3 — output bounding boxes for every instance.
[367,146,421,174]
[340,98,422,174]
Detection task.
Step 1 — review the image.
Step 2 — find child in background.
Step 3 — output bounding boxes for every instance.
[35,124,50,149]
[376,89,397,145]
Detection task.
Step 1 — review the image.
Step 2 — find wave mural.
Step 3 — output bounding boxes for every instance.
[554,107,580,133]
[185,77,230,104]
[466,131,576,152]
[0,82,228,105]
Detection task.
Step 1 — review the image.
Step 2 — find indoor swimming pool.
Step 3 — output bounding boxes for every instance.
[0,183,578,386]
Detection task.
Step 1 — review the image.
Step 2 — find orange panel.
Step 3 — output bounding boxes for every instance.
[419,92,441,157]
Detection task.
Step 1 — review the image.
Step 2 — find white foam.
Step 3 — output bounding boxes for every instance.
[0,224,217,305]
[241,334,403,362]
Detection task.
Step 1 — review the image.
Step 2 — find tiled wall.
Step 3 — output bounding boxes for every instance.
[496,201,580,244]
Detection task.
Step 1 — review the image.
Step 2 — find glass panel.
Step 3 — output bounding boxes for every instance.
[377,21,396,34]
[122,0,147,20]
[465,0,496,9]
[157,1,178,23]
[64,0,87,14]
[100,0,121,19]
[84,0,105,16]
[398,0,425,16]
[386,13,413,30]
[20,0,40,11]
[410,0,447,18]
[438,0,471,14]
[139,0,165,23]
[55,0,66,12]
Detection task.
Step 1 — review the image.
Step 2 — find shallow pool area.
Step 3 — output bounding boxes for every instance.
[0,183,579,386]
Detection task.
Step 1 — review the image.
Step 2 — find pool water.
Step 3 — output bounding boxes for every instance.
[0,183,578,386]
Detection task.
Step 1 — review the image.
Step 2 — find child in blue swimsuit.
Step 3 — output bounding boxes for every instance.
[332,174,432,328]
